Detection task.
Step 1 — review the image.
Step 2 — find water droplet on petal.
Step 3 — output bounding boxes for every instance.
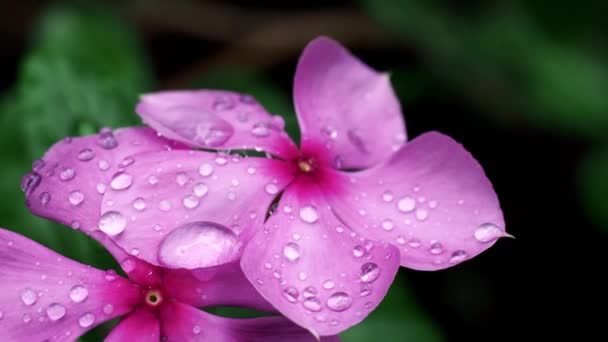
[397,196,416,212]
[193,325,201,335]
[78,313,95,328]
[39,192,51,206]
[322,280,336,290]
[193,183,209,197]
[69,191,85,206]
[415,209,429,221]
[265,183,279,195]
[110,172,133,190]
[148,175,159,185]
[299,205,319,223]
[382,191,394,202]
[97,128,118,149]
[347,129,368,154]
[381,219,394,231]
[199,163,214,177]
[474,223,506,243]
[69,285,89,303]
[282,287,299,303]
[303,286,317,298]
[215,156,228,165]
[32,159,45,171]
[326,292,352,312]
[360,284,372,297]
[132,198,146,211]
[77,148,95,161]
[98,159,110,171]
[213,97,235,111]
[21,172,41,194]
[449,250,469,264]
[98,211,127,236]
[183,195,200,209]
[302,297,322,312]
[176,173,189,186]
[21,288,37,306]
[46,303,67,321]
[158,222,241,268]
[408,239,421,248]
[121,259,136,273]
[23,314,32,324]
[103,304,114,315]
[360,262,380,283]
[283,242,301,262]
[251,123,270,137]
[59,168,76,181]
[429,242,443,255]
[96,183,107,194]
[352,245,366,258]
[159,200,172,211]
[247,166,256,175]
[298,272,308,281]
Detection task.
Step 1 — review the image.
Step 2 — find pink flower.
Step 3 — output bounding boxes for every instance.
[0,226,339,341]
[23,37,507,336]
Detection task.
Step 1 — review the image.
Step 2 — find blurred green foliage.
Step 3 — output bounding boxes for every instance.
[361,0,608,140]
[579,147,608,231]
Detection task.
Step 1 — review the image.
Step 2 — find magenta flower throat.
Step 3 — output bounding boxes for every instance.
[23,36,507,336]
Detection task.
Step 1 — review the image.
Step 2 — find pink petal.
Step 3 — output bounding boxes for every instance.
[106,308,160,342]
[0,228,140,341]
[163,261,275,312]
[137,90,299,159]
[23,127,182,242]
[324,132,506,271]
[240,183,400,336]
[293,36,406,170]
[159,302,340,341]
[100,150,294,267]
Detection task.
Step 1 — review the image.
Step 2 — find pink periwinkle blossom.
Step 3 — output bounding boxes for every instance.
[0,226,339,341]
[22,36,508,336]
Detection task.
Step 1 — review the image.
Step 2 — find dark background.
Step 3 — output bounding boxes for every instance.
[1,0,606,341]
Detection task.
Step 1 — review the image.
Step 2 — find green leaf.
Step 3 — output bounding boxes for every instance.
[360,0,608,140]
[341,273,443,342]
[192,66,300,143]
[579,146,608,231]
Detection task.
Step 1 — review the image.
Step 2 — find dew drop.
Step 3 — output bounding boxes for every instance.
[59,168,76,181]
[474,223,506,243]
[247,166,257,175]
[397,196,416,212]
[110,172,133,190]
[132,198,146,211]
[283,242,301,262]
[159,200,172,212]
[215,156,228,166]
[98,159,110,171]
[381,219,394,231]
[299,205,319,223]
[176,173,189,186]
[302,297,322,312]
[103,304,114,315]
[360,262,380,283]
[46,303,67,321]
[23,314,31,324]
[97,128,118,149]
[352,245,366,258]
[251,123,270,137]
[69,285,89,303]
[326,292,353,312]
[21,288,37,306]
[98,211,127,236]
[429,242,443,255]
[77,148,96,161]
[183,195,200,209]
[265,183,279,195]
[382,191,394,202]
[78,313,95,328]
[303,286,317,298]
[415,209,429,221]
[68,191,85,206]
[282,287,299,303]
[322,280,336,290]
[40,192,51,206]
[360,284,372,297]
[158,222,241,269]
[148,175,159,185]
[449,250,469,264]
[193,325,201,335]
[96,183,107,194]
[199,163,214,177]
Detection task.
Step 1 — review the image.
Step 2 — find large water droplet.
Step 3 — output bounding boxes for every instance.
[78,313,95,328]
[283,242,301,262]
[302,297,322,312]
[352,245,366,258]
[77,148,96,161]
[326,292,353,312]
[282,287,299,303]
[474,223,507,243]
[449,250,468,264]
[360,262,380,283]
[98,211,127,236]
[69,191,85,206]
[21,288,37,306]
[69,285,89,303]
[162,107,234,147]
[199,163,214,177]
[158,222,241,268]
[46,303,67,321]
[429,242,443,255]
[110,172,133,190]
[397,196,416,212]
[183,195,200,209]
[299,205,319,224]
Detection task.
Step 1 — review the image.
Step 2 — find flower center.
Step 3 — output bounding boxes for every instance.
[297,158,316,174]
[144,289,163,307]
